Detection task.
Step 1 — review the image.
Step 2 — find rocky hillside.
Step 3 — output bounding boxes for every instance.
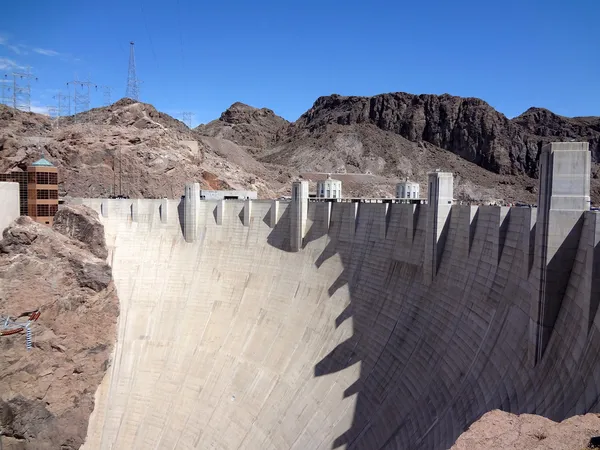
[0,101,290,200]
[452,409,600,449]
[198,92,599,204]
[0,90,598,204]
[283,92,600,177]
[0,205,118,449]
[197,102,289,155]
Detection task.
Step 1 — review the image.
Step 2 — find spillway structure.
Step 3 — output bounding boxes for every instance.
[77,142,600,449]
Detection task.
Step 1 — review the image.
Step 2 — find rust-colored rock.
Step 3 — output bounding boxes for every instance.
[452,410,600,450]
[0,206,118,449]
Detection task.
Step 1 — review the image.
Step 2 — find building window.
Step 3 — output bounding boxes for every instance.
[49,204,58,216]
[37,204,49,216]
[28,172,36,183]
[36,172,48,184]
[36,189,58,199]
[49,172,57,184]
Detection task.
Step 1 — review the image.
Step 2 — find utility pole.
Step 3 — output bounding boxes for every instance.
[126,42,140,101]
[1,74,11,107]
[67,78,96,121]
[100,85,113,106]
[12,67,37,112]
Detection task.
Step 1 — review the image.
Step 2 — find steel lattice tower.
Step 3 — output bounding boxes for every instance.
[180,111,194,128]
[126,42,140,101]
[100,85,113,106]
[12,68,37,112]
[67,79,96,120]
[1,74,12,106]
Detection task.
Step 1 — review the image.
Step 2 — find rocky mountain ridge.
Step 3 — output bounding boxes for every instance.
[196,92,599,203]
[0,90,598,204]
[197,101,289,154]
[286,92,599,177]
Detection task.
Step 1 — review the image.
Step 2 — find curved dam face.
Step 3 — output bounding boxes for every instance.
[79,144,600,450]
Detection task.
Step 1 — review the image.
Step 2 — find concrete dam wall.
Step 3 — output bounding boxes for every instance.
[79,143,600,449]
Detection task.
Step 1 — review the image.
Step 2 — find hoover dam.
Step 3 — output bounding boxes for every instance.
[76,142,600,449]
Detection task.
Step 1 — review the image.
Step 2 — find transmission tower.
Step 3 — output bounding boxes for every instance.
[12,67,37,112]
[67,79,96,120]
[126,41,140,101]
[180,112,194,128]
[100,85,113,106]
[47,105,59,128]
[1,74,11,107]
[51,92,70,128]
[53,92,70,116]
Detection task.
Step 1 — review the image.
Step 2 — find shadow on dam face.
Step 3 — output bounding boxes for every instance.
[268,201,600,450]
[82,198,600,450]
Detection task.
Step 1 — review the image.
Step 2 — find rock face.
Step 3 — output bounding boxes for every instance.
[294,93,600,177]
[197,102,289,154]
[52,205,108,260]
[0,206,118,450]
[452,410,600,450]
[1,92,599,204]
[0,100,286,200]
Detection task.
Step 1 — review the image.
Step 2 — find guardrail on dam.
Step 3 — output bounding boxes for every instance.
[76,142,600,450]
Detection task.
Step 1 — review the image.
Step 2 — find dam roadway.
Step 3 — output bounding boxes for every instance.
[79,144,600,449]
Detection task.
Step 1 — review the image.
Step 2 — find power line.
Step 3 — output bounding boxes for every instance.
[12,67,37,112]
[47,105,59,128]
[1,74,11,107]
[126,42,141,101]
[67,78,97,121]
[52,92,70,128]
[53,92,70,116]
[100,85,113,106]
[179,111,194,128]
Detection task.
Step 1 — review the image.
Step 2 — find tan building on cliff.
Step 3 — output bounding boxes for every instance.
[27,157,58,225]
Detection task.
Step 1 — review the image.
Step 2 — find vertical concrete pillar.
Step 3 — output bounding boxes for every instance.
[160,198,168,224]
[531,142,590,364]
[424,171,454,284]
[325,202,332,231]
[0,182,19,233]
[290,181,309,252]
[131,199,140,222]
[184,182,199,243]
[270,200,279,228]
[101,200,109,218]
[243,198,252,226]
[589,213,600,331]
[216,200,225,225]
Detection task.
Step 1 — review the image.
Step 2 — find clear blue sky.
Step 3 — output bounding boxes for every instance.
[0,0,597,127]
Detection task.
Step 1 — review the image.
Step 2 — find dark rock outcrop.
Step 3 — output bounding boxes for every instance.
[295,93,599,178]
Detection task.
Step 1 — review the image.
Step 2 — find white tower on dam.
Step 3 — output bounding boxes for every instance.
[316,175,342,199]
[72,141,600,450]
[290,180,309,252]
[424,171,454,284]
[532,142,592,363]
[396,180,420,199]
